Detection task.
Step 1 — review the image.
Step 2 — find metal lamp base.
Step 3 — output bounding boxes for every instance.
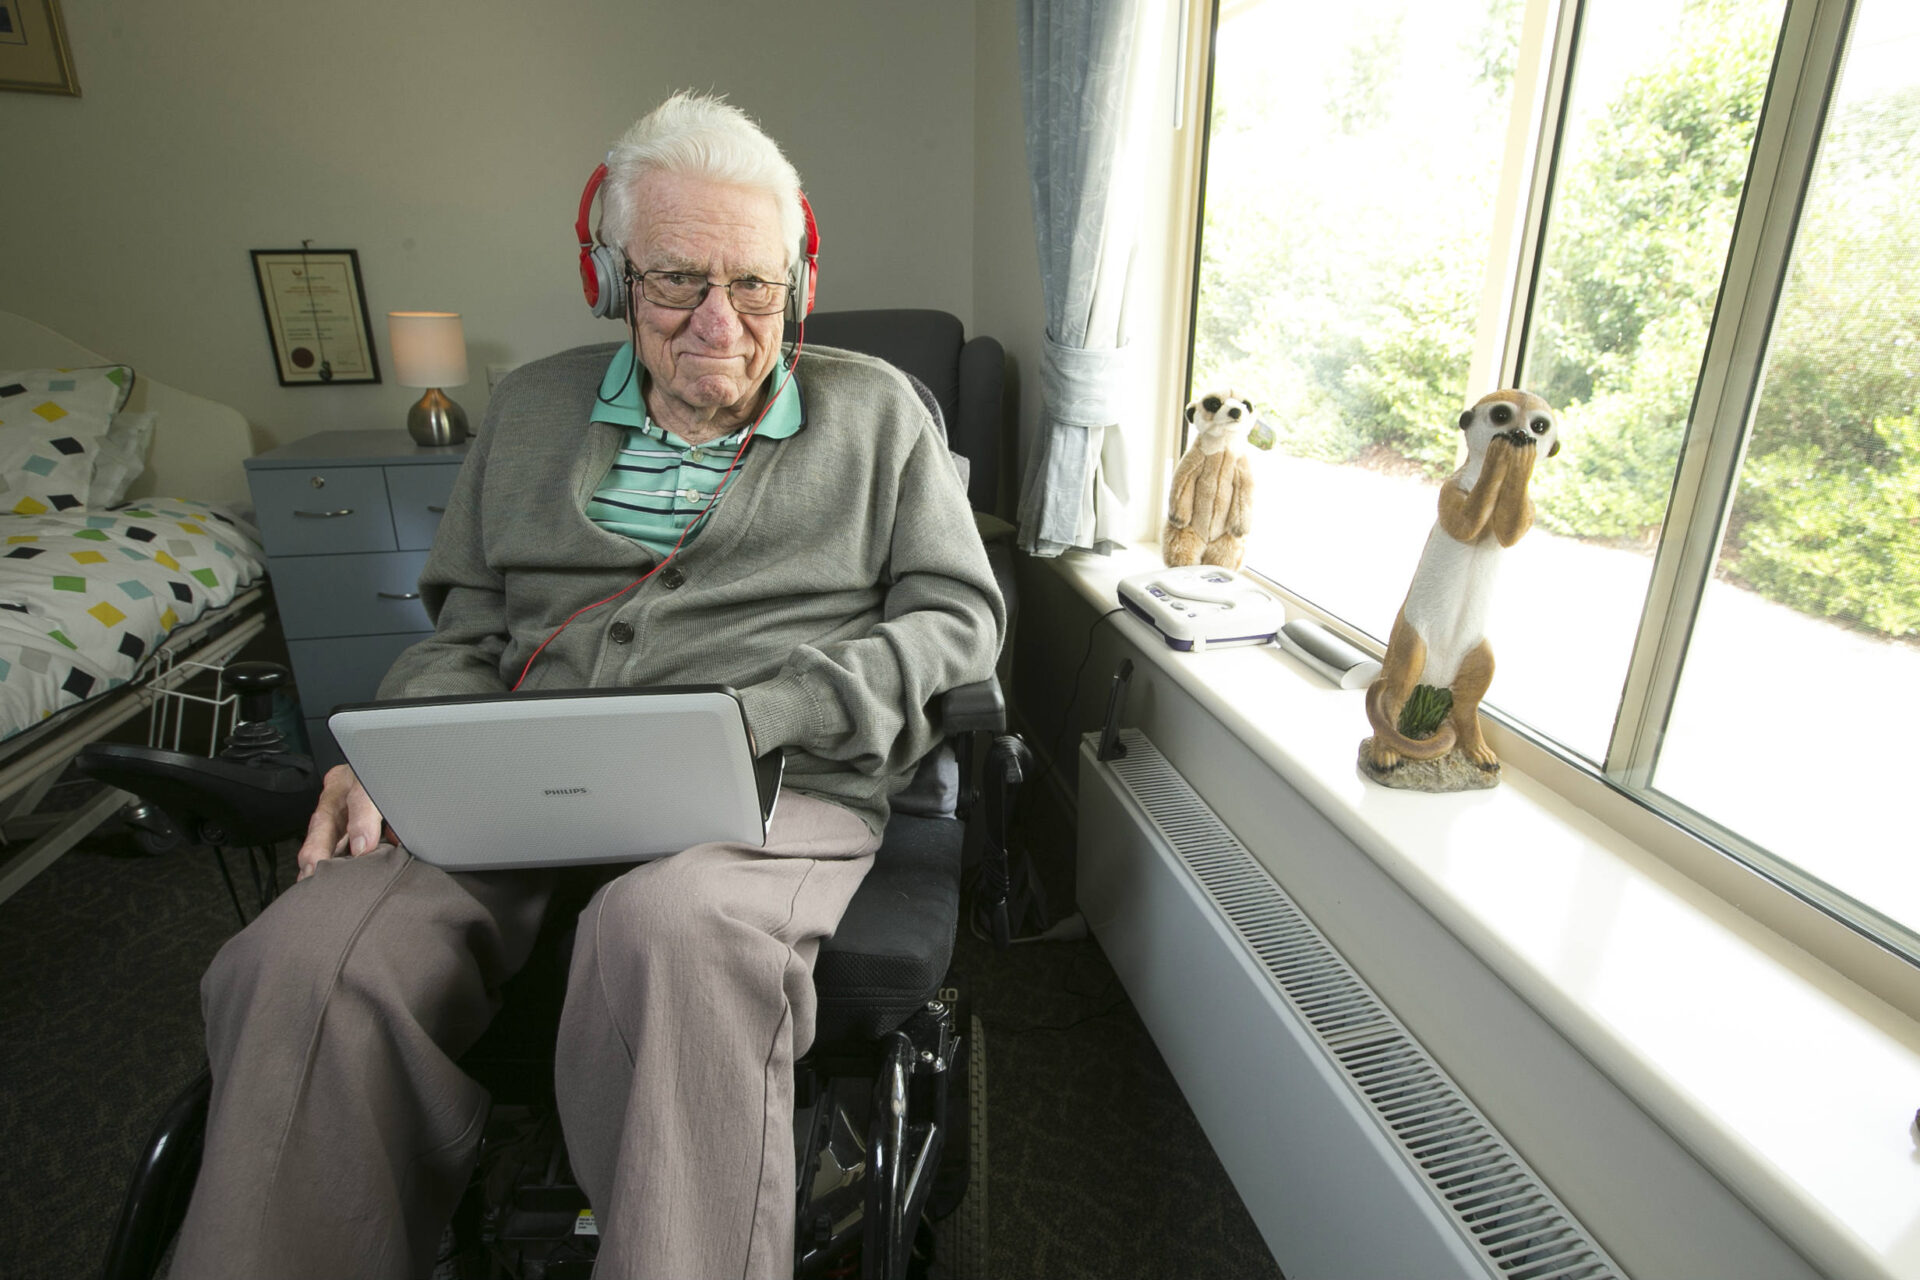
[407,388,469,446]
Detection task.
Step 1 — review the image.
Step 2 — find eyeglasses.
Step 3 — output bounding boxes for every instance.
[625,267,791,316]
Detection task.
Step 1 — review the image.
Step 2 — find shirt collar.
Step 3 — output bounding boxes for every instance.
[591,343,804,444]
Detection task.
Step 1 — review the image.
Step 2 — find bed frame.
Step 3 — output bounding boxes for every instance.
[0,311,271,904]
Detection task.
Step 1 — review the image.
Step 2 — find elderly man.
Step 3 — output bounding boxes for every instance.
[169,92,1004,1279]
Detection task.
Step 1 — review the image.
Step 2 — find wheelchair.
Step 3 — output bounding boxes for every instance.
[87,661,1028,1280]
[97,309,1020,1278]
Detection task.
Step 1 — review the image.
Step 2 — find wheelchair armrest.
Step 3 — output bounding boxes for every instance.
[76,742,321,848]
[937,677,1005,736]
[938,675,1030,950]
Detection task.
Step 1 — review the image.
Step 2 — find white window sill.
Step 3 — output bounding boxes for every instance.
[1044,545,1920,1280]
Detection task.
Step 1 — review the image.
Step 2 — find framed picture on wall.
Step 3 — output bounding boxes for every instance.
[250,248,383,386]
[0,0,79,96]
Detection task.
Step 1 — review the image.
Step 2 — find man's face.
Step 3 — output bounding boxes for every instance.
[623,171,790,432]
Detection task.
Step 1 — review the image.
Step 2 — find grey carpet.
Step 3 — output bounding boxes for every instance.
[950,782,1283,1280]
[0,804,277,1280]
[0,785,1281,1280]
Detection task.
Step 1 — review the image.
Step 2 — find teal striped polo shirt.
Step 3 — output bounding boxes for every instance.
[585,344,804,557]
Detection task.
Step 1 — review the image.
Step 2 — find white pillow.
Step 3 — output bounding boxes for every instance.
[0,365,135,514]
[91,410,156,507]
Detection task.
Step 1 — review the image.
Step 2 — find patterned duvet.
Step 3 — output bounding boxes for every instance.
[0,498,265,743]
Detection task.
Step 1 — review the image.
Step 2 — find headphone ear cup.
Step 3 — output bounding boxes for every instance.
[589,244,625,320]
[789,192,820,326]
[788,255,813,326]
[576,161,626,320]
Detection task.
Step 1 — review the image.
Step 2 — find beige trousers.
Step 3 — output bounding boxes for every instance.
[169,793,877,1280]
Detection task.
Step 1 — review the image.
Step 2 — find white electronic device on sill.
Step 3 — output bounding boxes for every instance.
[1117,565,1287,652]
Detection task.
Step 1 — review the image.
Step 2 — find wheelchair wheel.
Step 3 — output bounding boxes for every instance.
[929,1014,988,1279]
[124,801,186,856]
[101,1069,209,1280]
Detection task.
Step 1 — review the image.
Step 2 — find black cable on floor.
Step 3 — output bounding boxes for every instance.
[986,999,1133,1036]
[208,845,247,926]
[967,604,1127,944]
[985,969,1131,1036]
[1022,605,1127,808]
[243,842,267,913]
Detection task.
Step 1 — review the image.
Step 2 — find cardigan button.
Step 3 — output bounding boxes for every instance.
[609,621,634,644]
[660,567,686,589]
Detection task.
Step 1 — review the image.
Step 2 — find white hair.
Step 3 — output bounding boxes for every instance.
[600,91,805,277]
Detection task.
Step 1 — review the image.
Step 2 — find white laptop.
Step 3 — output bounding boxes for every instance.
[327,686,782,871]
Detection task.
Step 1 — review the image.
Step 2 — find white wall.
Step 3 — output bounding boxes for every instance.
[971,0,1048,509]
[0,0,982,452]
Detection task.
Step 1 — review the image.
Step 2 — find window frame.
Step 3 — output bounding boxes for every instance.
[1176,0,1918,990]
[1588,0,1916,962]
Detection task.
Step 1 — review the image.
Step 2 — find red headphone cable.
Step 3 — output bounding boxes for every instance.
[509,330,806,692]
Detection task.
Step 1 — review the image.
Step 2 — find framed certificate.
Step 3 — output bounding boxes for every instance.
[0,0,79,96]
[250,248,383,386]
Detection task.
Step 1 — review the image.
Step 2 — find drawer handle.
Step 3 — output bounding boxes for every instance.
[427,505,446,514]
[293,508,355,519]
[377,591,422,601]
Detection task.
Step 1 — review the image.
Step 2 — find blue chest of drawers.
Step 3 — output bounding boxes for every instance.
[245,429,468,770]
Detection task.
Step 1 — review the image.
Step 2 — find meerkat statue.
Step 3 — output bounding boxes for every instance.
[1361,389,1559,780]
[1165,390,1258,570]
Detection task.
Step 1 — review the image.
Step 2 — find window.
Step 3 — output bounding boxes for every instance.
[1191,0,1920,959]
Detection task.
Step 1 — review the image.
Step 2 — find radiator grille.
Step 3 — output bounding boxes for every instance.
[1102,729,1625,1280]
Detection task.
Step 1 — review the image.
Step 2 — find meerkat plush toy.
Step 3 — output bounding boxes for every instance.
[1361,389,1559,790]
[1165,390,1261,570]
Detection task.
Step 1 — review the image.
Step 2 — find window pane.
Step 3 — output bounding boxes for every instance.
[1191,0,1525,642]
[1654,0,1920,942]
[1193,0,1786,770]
[1513,0,1783,760]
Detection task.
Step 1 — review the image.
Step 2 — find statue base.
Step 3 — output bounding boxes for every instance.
[1358,739,1500,793]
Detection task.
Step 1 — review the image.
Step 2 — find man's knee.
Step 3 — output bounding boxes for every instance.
[598,863,720,951]
[580,857,788,987]
[202,875,352,1019]
[200,849,472,1035]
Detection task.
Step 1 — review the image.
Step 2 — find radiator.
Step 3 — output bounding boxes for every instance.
[1077,729,1625,1280]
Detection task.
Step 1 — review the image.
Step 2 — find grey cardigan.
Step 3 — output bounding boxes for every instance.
[377,342,1007,836]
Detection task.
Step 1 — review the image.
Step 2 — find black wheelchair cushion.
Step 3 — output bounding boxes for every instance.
[813,811,964,1044]
[462,810,966,1081]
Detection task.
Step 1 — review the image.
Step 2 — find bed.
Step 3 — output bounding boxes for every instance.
[0,311,270,903]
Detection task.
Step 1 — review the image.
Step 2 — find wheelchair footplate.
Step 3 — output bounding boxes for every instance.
[453,1105,598,1280]
[451,974,976,1280]
[792,975,973,1279]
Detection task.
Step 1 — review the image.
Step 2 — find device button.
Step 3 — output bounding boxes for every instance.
[660,566,686,590]
[609,621,634,644]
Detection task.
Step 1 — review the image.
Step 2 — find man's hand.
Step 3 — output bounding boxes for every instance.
[297,764,388,881]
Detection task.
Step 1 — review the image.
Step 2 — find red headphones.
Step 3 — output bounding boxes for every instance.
[576,162,819,323]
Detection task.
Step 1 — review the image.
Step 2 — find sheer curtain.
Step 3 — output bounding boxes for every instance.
[1014,0,1148,557]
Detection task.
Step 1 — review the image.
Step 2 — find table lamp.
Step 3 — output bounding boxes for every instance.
[389,311,470,446]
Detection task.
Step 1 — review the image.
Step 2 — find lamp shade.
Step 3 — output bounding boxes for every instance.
[388,312,469,389]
